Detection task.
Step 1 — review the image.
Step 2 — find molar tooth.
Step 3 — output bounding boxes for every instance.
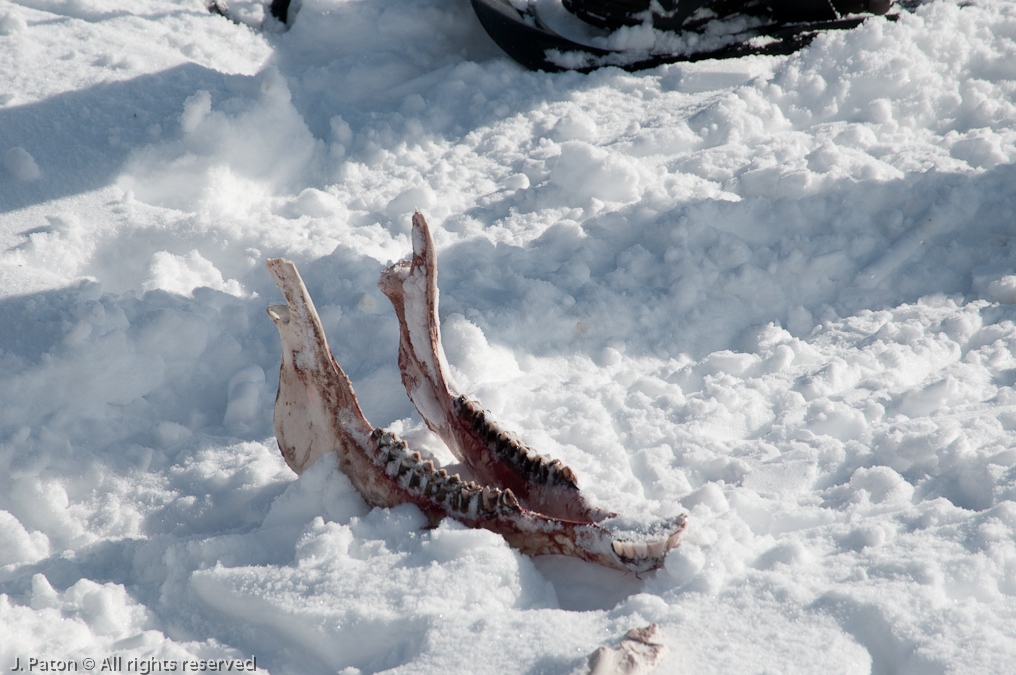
[459,491,475,515]
[371,428,383,440]
[421,460,435,474]
[437,469,448,478]
[499,489,519,510]
[480,486,498,513]
[411,451,422,463]
[398,457,414,476]
[445,484,464,510]
[448,473,461,485]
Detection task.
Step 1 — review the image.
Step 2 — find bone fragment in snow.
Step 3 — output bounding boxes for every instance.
[588,624,667,675]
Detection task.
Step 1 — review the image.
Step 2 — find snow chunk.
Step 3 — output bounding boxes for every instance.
[977,274,1016,304]
[549,141,641,207]
[4,147,40,181]
[828,466,915,508]
[142,250,243,297]
[223,364,266,434]
[180,90,212,135]
[441,314,521,388]
[0,510,49,566]
[0,11,26,35]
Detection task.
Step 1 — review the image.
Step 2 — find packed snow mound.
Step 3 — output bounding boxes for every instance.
[1,0,1016,673]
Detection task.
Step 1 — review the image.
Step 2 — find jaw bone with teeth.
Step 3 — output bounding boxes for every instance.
[266,213,687,573]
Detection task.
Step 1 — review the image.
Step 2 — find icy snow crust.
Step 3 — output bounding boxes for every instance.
[1,0,1016,672]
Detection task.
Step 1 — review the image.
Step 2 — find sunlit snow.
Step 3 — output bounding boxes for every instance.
[1,0,1015,673]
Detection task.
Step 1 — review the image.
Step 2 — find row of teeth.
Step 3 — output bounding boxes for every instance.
[370,427,520,516]
[610,530,684,561]
[455,395,579,488]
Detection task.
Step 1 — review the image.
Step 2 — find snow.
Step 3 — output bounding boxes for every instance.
[1,0,1016,672]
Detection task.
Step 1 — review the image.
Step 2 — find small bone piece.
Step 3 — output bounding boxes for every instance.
[588,624,667,675]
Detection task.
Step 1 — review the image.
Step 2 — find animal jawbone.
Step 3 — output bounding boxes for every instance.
[266,213,687,573]
[377,212,612,524]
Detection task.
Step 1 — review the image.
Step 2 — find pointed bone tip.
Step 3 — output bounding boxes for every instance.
[624,624,664,646]
[667,528,685,550]
[410,211,434,261]
[266,257,292,272]
[667,514,689,545]
[266,257,301,289]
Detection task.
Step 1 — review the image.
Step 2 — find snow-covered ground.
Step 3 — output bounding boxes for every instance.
[2,0,1016,672]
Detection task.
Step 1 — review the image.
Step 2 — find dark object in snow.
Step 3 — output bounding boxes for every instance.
[269,0,294,24]
[206,0,299,30]
[206,0,229,19]
[471,0,911,72]
[565,0,893,31]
